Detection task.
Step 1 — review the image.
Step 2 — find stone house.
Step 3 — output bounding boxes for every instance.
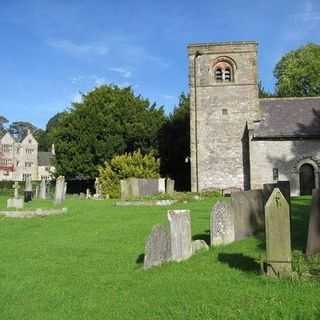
[0,130,55,181]
[188,41,320,196]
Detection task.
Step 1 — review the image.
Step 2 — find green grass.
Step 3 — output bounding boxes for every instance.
[0,195,319,319]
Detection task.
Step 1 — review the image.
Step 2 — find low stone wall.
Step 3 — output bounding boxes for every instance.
[0,208,68,218]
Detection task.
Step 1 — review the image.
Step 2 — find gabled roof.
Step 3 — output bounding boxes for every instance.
[254,97,320,139]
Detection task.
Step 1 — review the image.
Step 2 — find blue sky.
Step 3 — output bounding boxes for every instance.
[1,0,320,128]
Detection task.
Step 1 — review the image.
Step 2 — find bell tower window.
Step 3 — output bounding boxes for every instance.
[212,58,235,83]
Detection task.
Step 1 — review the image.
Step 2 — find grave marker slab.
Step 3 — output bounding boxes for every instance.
[39,179,47,200]
[168,210,192,262]
[144,224,171,270]
[54,176,65,205]
[265,188,292,277]
[210,201,234,246]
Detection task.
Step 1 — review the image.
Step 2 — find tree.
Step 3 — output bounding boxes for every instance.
[51,85,166,179]
[159,93,190,191]
[98,150,160,198]
[274,43,320,97]
[0,116,9,134]
[8,121,37,141]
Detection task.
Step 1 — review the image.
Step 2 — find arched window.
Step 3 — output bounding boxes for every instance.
[212,58,235,83]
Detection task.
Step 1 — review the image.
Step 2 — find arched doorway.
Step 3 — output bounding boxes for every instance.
[299,164,315,195]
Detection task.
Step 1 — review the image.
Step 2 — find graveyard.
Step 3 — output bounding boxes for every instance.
[0,191,320,319]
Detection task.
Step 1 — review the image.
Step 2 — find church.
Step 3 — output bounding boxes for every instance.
[188,41,320,196]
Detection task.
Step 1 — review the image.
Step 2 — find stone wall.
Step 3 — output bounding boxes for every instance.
[249,136,320,196]
[188,41,260,192]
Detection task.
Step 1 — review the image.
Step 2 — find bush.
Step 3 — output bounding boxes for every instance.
[98,150,160,198]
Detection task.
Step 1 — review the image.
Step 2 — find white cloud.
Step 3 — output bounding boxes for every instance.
[109,67,132,78]
[47,39,109,56]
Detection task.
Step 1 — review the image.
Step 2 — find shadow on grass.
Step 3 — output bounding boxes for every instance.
[218,253,260,273]
[192,229,210,245]
[136,253,144,265]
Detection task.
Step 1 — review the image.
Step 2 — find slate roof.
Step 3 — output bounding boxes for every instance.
[38,152,55,166]
[254,97,320,139]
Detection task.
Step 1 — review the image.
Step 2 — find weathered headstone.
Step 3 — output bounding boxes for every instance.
[54,176,65,205]
[166,178,175,194]
[168,210,192,262]
[210,201,235,246]
[86,188,91,199]
[39,179,47,200]
[306,189,320,256]
[24,176,33,202]
[7,182,24,209]
[265,188,292,277]
[94,177,103,199]
[144,224,172,270]
[158,178,166,193]
[263,181,291,207]
[231,190,265,240]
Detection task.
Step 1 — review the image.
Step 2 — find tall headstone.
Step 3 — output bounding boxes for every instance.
[144,224,172,270]
[39,179,47,200]
[166,178,175,194]
[13,182,20,199]
[168,210,192,262]
[86,188,91,199]
[265,188,292,277]
[94,177,102,199]
[54,176,65,205]
[158,178,166,193]
[210,201,235,246]
[24,176,33,202]
[306,189,320,256]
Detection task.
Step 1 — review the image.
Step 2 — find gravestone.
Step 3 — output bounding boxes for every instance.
[265,188,292,277]
[24,176,33,202]
[210,201,235,246]
[7,182,24,209]
[263,181,291,207]
[168,210,192,262]
[144,224,171,270]
[94,177,103,199]
[86,188,91,199]
[39,179,47,200]
[166,178,175,194]
[231,190,265,240]
[159,178,166,193]
[306,189,320,256]
[54,176,65,205]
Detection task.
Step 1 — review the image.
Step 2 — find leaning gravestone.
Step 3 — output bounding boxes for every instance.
[210,201,234,246]
[168,210,192,262]
[54,176,65,205]
[306,189,320,256]
[24,176,33,202]
[265,188,292,277]
[39,179,47,200]
[144,224,172,270]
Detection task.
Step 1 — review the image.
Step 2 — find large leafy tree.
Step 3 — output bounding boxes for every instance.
[274,43,320,97]
[159,93,190,191]
[8,121,37,141]
[0,116,9,134]
[51,85,166,179]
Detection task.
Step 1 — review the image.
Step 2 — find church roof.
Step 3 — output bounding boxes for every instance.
[254,97,320,139]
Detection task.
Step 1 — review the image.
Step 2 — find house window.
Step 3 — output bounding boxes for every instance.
[25,162,33,168]
[23,173,31,181]
[273,168,279,181]
[26,148,34,155]
[1,144,12,153]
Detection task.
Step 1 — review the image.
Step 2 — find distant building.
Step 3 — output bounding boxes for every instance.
[0,130,55,181]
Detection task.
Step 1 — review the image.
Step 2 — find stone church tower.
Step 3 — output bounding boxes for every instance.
[188,41,261,192]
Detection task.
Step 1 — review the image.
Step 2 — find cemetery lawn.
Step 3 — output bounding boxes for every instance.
[0,195,319,320]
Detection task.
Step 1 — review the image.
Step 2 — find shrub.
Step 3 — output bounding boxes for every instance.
[98,150,160,198]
